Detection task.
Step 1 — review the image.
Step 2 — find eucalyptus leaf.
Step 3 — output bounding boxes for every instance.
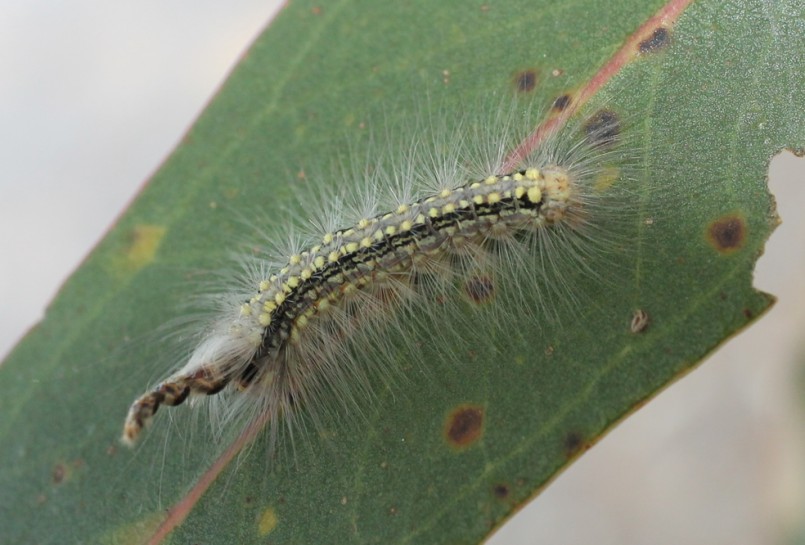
[1,1,802,544]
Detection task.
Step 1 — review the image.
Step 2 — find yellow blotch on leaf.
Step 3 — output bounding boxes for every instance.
[258,507,278,536]
[593,166,621,192]
[99,512,163,545]
[112,224,167,275]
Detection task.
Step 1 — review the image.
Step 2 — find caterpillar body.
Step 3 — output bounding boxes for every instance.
[122,99,633,450]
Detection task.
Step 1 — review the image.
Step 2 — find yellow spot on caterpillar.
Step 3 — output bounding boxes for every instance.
[484,176,497,185]
[343,283,357,295]
[257,507,278,536]
[487,192,502,204]
[274,292,285,305]
[263,301,276,312]
[323,233,334,244]
[473,195,484,205]
[360,237,372,248]
[527,187,542,203]
[396,204,409,214]
[328,251,340,263]
[439,189,451,198]
[525,167,540,180]
[289,254,302,265]
[400,220,413,231]
[240,303,252,316]
[314,256,326,268]
[287,276,300,288]
[442,203,456,214]
[259,280,270,292]
[258,313,271,326]
[385,225,397,236]
[428,207,439,218]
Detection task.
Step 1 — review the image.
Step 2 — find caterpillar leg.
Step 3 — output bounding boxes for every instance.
[121,368,228,446]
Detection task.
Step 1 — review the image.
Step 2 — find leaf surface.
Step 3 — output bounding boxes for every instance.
[1,1,802,544]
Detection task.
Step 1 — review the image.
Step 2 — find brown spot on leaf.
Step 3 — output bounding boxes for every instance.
[552,94,572,111]
[492,483,509,499]
[513,69,538,93]
[563,431,586,457]
[707,214,746,253]
[743,308,754,319]
[638,27,671,53]
[464,275,495,304]
[445,405,484,448]
[584,109,621,149]
[52,463,66,485]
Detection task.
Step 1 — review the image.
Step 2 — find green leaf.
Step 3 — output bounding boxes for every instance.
[1,1,802,544]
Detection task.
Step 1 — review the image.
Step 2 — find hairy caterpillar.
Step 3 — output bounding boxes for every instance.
[121,96,637,450]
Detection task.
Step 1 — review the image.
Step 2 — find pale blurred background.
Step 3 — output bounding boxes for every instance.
[1,2,803,544]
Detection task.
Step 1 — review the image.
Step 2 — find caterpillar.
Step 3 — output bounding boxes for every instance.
[121,96,636,452]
